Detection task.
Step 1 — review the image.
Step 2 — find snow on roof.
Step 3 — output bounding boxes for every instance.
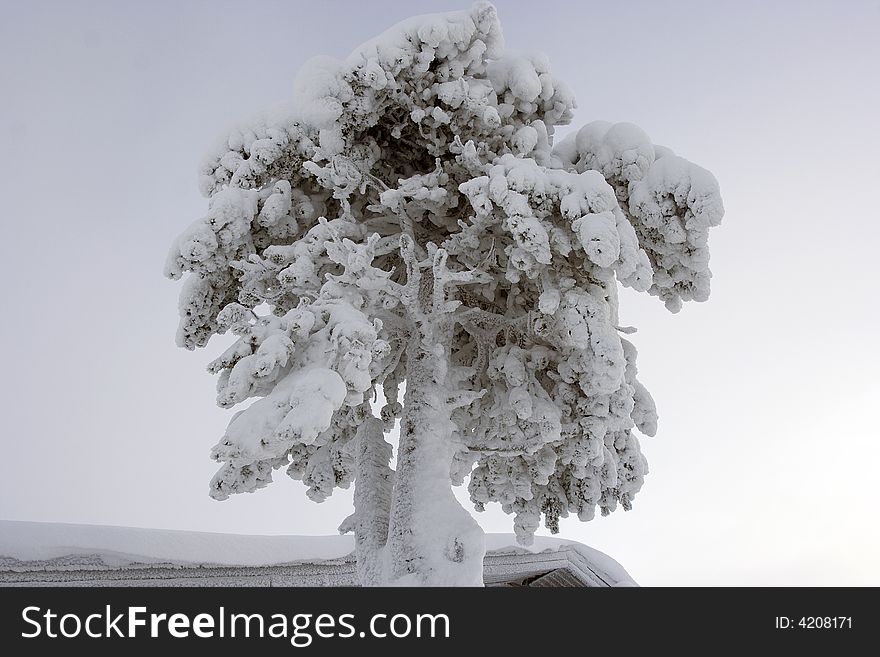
[0,520,635,586]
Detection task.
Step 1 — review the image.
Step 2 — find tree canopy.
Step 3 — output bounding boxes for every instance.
[166,1,723,584]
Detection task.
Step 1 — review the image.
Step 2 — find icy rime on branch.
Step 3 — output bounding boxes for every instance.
[165,2,723,586]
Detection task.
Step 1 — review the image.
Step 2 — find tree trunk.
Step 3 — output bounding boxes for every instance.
[350,417,394,586]
[386,329,486,586]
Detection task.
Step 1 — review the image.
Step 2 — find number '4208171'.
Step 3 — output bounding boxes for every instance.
[775,617,852,629]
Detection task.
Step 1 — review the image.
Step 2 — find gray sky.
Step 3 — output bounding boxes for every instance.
[1,0,878,585]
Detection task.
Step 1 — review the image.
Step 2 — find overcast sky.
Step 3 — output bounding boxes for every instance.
[1,0,878,586]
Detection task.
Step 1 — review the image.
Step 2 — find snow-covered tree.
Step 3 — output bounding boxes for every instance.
[166,2,723,586]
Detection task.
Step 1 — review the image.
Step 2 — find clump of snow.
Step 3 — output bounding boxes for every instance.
[0,520,355,568]
[554,121,723,312]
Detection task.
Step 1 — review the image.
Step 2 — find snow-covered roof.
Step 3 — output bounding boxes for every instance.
[0,520,635,587]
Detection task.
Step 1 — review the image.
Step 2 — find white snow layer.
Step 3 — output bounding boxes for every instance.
[0,520,635,586]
